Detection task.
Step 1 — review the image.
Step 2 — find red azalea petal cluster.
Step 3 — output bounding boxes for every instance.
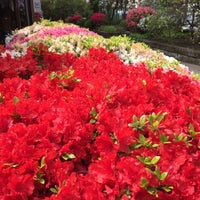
[0,46,200,199]
[126,6,156,30]
[34,12,42,22]
[66,14,83,23]
[90,12,105,26]
[0,45,5,54]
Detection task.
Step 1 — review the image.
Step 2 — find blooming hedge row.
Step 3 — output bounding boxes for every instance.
[1,39,200,199]
[4,20,190,75]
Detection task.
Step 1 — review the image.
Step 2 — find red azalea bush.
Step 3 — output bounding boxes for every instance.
[1,45,200,199]
[34,12,43,22]
[0,45,5,53]
[126,6,156,31]
[66,14,83,24]
[90,12,105,26]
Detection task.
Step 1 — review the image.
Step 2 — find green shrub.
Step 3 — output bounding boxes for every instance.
[129,33,150,42]
[194,22,200,43]
[97,25,118,33]
[41,0,92,21]
[84,19,94,29]
[118,19,128,30]
[144,15,183,39]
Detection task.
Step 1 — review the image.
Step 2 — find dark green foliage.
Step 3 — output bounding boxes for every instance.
[41,0,92,21]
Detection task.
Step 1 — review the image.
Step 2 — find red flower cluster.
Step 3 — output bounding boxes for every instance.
[34,12,42,22]
[66,14,83,24]
[90,12,105,26]
[0,45,5,53]
[0,46,200,199]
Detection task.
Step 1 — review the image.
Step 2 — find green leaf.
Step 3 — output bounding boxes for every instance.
[39,156,46,169]
[50,187,58,194]
[4,163,19,168]
[90,107,97,118]
[129,114,147,131]
[160,172,168,181]
[157,112,167,122]
[189,123,200,137]
[152,143,159,148]
[161,185,173,193]
[174,133,184,142]
[148,114,154,124]
[90,119,96,124]
[73,78,81,83]
[69,69,74,76]
[151,156,160,165]
[133,115,138,123]
[152,120,159,128]
[109,132,118,144]
[159,134,170,144]
[50,185,59,194]
[147,187,158,197]
[154,166,161,179]
[89,107,99,124]
[49,71,57,80]
[106,94,111,100]
[62,153,76,161]
[13,96,19,106]
[141,177,149,188]
[139,134,146,144]
[144,157,151,163]
[140,115,146,126]
[34,171,45,184]
[131,143,142,149]
[137,156,160,165]
[38,178,45,184]
[145,167,154,175]
[136,155,145,163]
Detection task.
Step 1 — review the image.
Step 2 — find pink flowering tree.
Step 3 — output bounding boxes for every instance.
[126,6,156,32]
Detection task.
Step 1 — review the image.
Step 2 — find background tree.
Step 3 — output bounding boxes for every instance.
[41,0,92,21]
[139,0,200,39]
[89,0,100,13]
[98,0,136,23]
[141,0,200,31]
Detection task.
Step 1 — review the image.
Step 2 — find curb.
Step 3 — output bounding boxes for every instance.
[142,39,200,66]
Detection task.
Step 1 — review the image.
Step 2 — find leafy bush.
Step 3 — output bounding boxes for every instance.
[118,19,128,30]
[41,0,92,21]
[194,21,200,42]
[97,25,118,33]
[143,15,183,39]
[129,33,150,42]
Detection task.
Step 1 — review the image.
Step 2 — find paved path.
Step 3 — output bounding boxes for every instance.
[181,61,200,74]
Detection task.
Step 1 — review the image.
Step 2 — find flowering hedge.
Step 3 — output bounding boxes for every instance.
[0,42,200,199]
[3,20,191,75]
[5,20,99,56]
[126,7,156,31]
